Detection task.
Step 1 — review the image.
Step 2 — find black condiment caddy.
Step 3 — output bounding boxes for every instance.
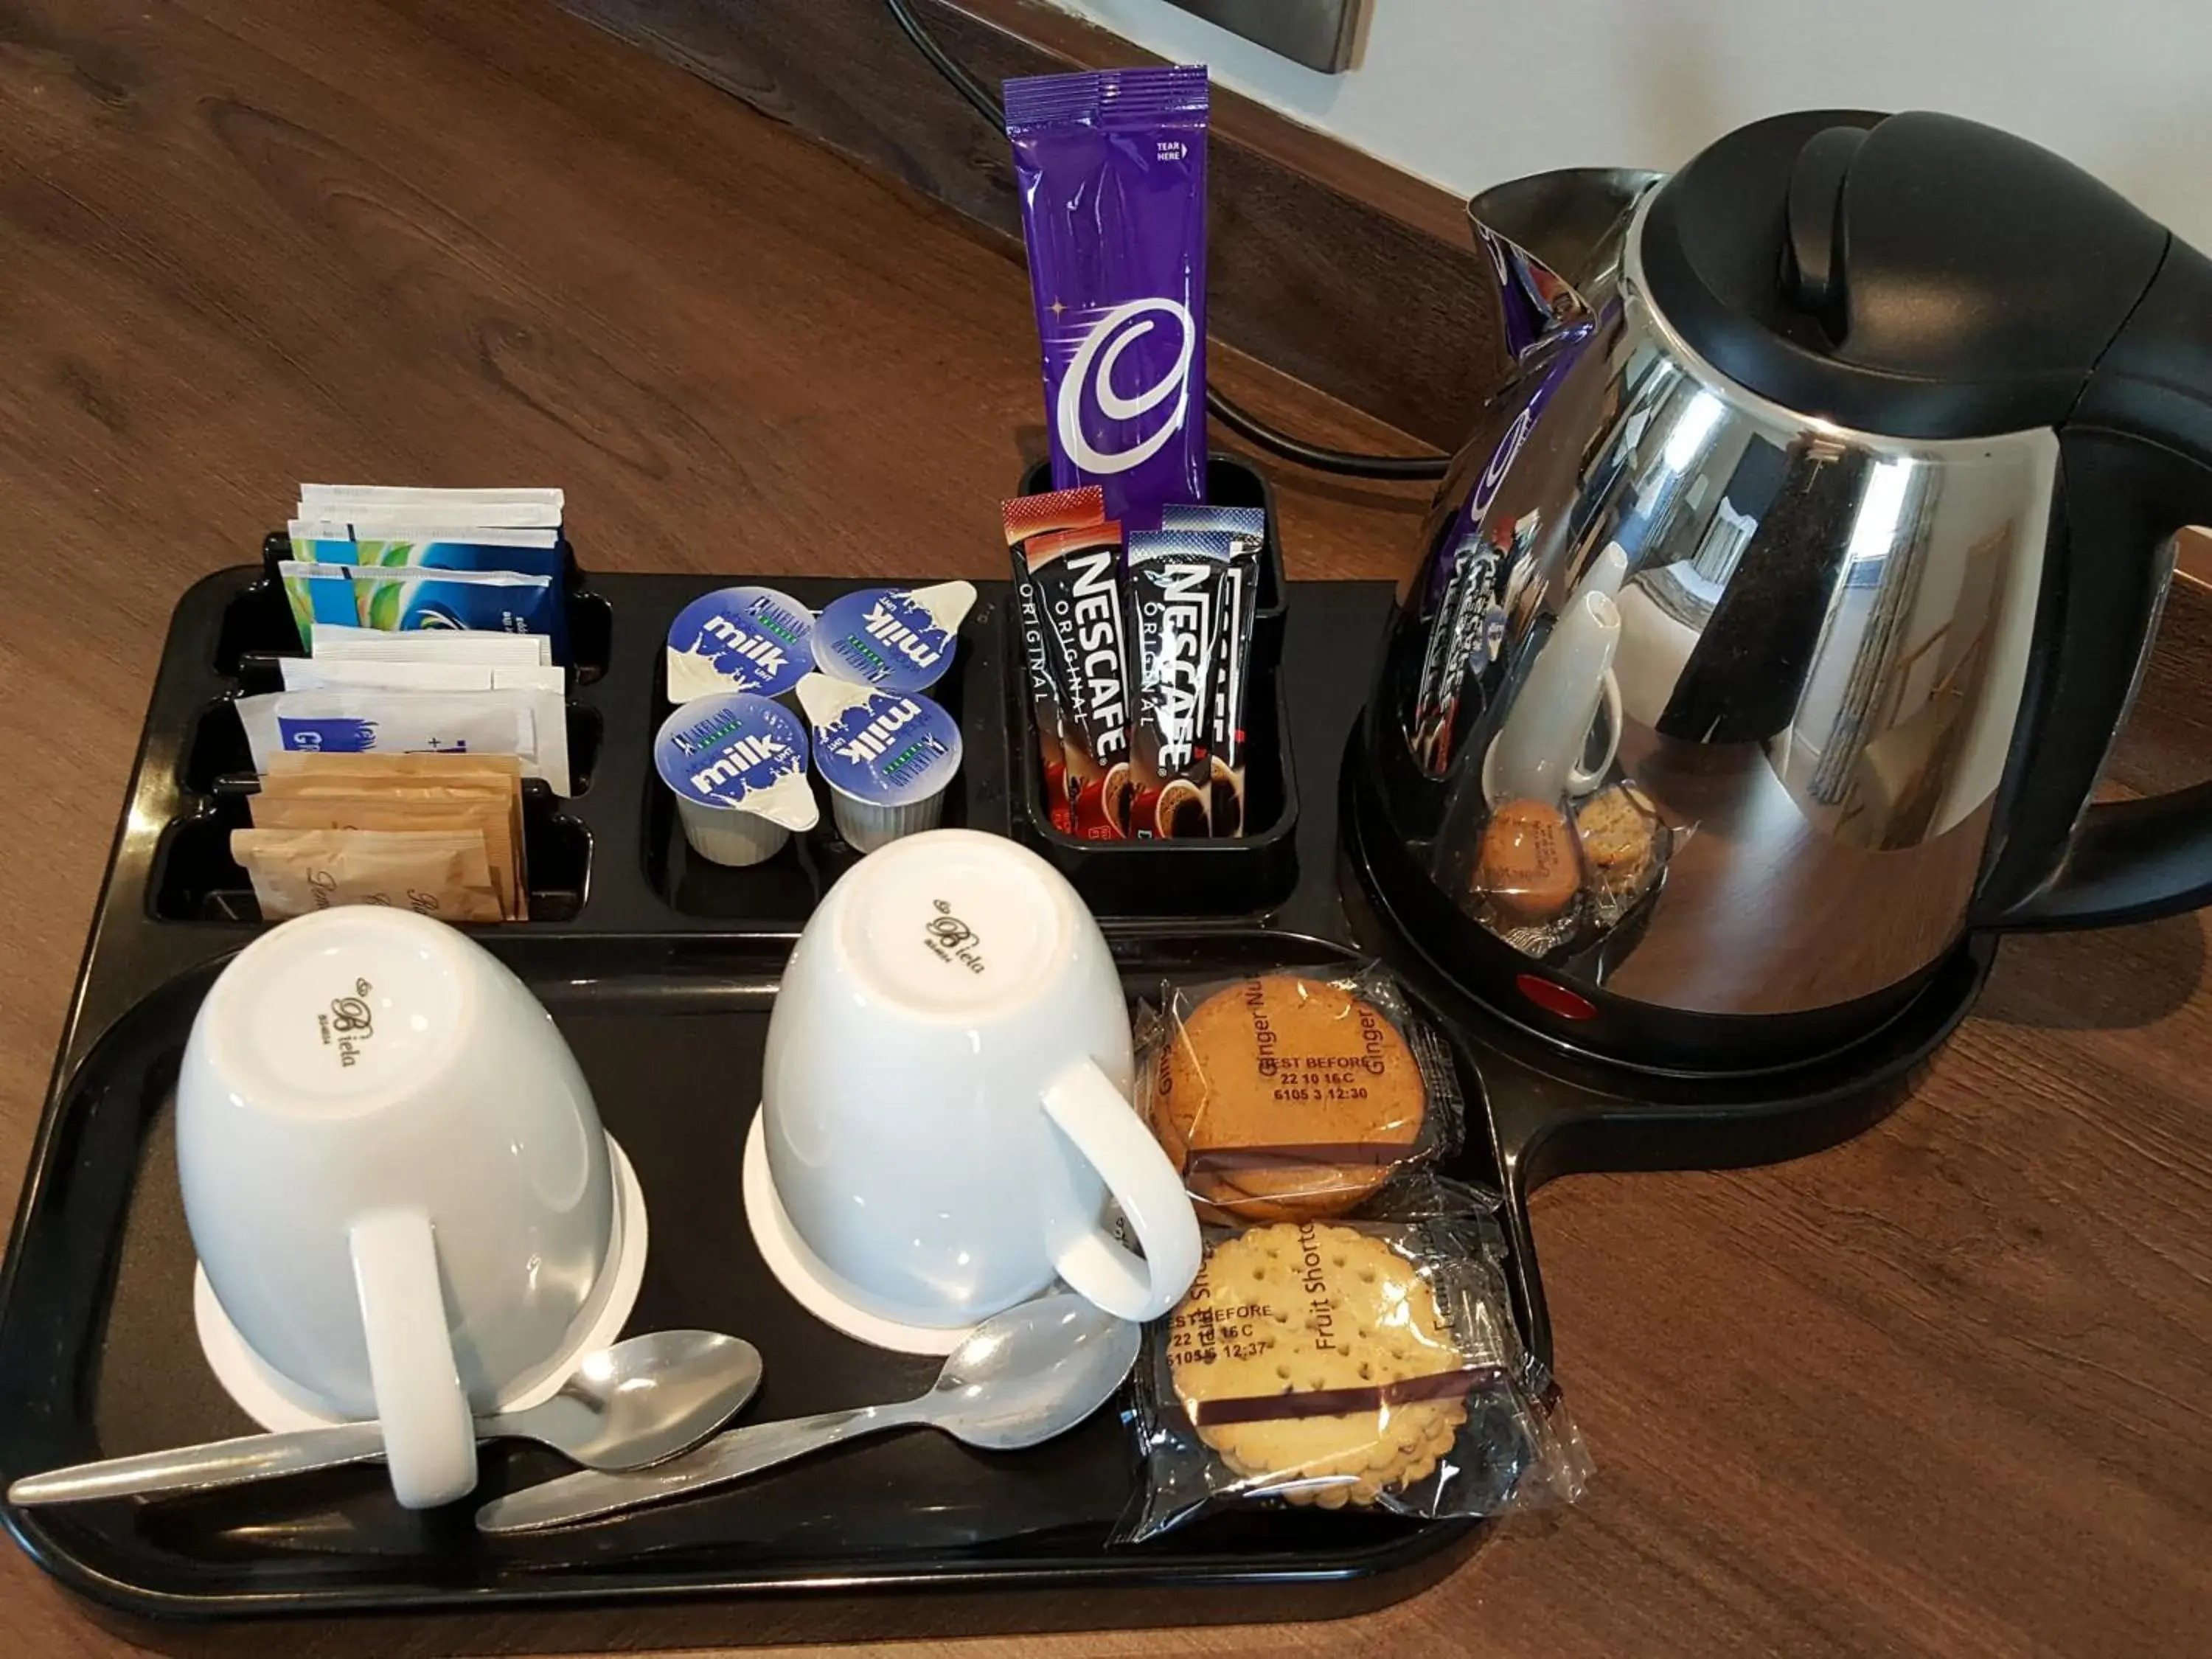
[1011,455,1299,916]
[0,465,1997,1653]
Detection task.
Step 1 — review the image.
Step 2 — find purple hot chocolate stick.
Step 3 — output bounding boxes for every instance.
[1004,65,1211,533]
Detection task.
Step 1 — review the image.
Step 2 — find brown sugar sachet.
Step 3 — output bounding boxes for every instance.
[248,796,519,921]
[257,751,526,919]
[231,829,502,923]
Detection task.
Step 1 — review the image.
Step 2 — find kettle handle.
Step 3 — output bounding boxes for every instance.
[1983,782,2212,931]
[1978,239,2212,931]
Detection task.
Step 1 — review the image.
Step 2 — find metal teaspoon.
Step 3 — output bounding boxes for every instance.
[8,1330,763,1506]
[476,1293,1138,1534]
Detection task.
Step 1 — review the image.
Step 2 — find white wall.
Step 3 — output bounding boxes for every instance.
[1045,0,2212,247]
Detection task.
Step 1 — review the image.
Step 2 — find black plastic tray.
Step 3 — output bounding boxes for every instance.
[0,549,1997,1653]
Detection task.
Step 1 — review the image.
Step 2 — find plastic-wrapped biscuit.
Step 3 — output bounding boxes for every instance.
[1140,967,1464,1224]
[1167,1222,1470,1508]
[1121,1208,1592,1540]
[1475,798,1582,922]
[1576,781,1669,920]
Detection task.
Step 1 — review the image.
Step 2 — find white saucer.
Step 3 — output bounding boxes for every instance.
[742,1113,976,1356]
[193,1133,650,1433]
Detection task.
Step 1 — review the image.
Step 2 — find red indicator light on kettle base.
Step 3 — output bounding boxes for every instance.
[1516,973,1597,1020]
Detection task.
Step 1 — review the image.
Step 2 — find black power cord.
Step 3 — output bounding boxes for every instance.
[883,0,1449,482]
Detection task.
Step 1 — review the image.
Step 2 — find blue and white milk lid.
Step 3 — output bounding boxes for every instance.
[666,585,815,702]
[795,674,963,807]
[654,693,819,829]
[812,581,975,692]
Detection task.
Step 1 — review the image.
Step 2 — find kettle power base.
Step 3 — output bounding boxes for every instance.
[0,549,1975,1652]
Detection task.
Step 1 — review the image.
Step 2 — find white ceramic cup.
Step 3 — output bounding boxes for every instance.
[760,829,1201,1328]
[176,908,616,1509]
[1484,587,1624,807]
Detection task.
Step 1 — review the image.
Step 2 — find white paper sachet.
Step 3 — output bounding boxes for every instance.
[235,689,550,787]
[277,560,552,591]
[276,661,572,796]
[298,484,565,520]
[310,625,552,667]
[288,518,561,548]
[282,659,515,693]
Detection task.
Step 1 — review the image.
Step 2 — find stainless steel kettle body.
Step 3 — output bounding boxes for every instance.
[1380,185,2057,1018]
[1357,112,2212,1065]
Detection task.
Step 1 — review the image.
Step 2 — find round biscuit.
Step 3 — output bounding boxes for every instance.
[1165,1222,1468,1508]
[1156,979,1427,1222]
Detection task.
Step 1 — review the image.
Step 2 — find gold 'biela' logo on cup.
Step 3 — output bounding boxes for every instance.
[921,899,986,975]
[316,978,376,1068]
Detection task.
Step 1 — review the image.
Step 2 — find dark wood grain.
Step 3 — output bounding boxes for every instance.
[0,3,2206,1657]
[552,0,1498,452]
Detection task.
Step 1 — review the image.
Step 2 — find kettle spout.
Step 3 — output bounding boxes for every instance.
[1471,168,1664,358]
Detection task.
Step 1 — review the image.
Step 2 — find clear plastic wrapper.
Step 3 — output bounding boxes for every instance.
[1121,1204,1590,1540]
[1135,964,1464,1224]
[1467,781,1679,959]
[1573,779,1673,928]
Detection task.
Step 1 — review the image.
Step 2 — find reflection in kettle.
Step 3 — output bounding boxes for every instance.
[1375,184,2057,1017]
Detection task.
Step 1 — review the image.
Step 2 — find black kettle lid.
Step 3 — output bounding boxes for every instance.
[1637,110,2171,438]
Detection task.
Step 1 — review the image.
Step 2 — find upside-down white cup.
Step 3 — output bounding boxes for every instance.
[175,909,616,1509]
[760,829,1201,1328]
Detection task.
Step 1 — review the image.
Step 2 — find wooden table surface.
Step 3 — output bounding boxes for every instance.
[2,4,2208,1655]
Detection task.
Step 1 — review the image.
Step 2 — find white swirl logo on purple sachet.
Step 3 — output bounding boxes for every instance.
[813,581,976,693]
[666,585,814,703]
[1051,299,1197,480]
[653,693,819,830]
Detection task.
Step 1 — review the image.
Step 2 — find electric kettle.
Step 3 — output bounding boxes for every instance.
[1351,109,2212,1070]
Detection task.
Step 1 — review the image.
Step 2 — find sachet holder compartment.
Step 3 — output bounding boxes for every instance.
[1009,454,1299,916]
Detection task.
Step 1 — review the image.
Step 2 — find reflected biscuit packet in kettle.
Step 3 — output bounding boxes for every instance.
[1467,783,1678,960]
